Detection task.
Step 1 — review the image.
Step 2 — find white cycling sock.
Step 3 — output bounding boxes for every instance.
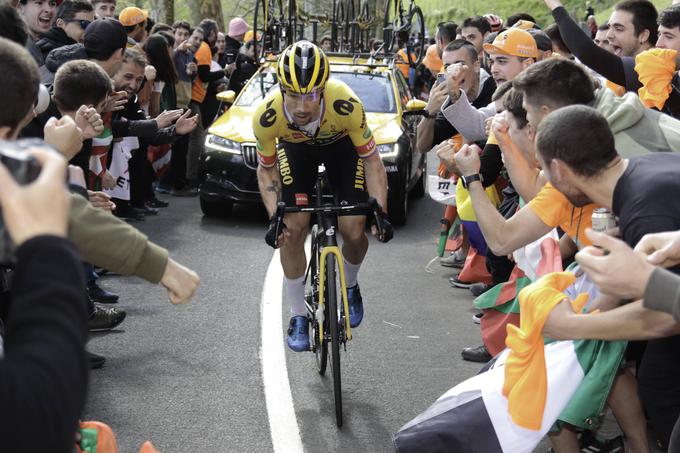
[285,275,306,317]
[343,258,361,288]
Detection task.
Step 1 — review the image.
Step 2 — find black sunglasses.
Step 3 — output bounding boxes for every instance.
[65,19,91,30]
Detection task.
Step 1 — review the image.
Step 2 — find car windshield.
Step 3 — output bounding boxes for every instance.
[235,70,397,113]
[330,72,396,113]
[235,71,278,107]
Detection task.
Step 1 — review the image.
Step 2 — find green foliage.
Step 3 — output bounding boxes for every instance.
[414,0,621,34]
[112,0,671,34]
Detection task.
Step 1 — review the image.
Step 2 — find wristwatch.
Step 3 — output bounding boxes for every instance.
[461,173,483,189]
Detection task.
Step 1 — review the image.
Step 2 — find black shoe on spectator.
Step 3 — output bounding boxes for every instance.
[88,305,126,332]
[115,205,145,221]
[88,282,119,303]
[87,351,106,369]
[147,197,169,208]
[450,276,474,289]
[470,283,492,297]
[461,344,492,363]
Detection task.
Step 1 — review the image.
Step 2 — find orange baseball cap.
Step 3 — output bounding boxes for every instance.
[483,28,538,59]
[422,44,443,73]
[118,7,148,27]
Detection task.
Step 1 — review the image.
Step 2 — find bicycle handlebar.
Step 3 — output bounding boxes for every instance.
[272,197,386,248]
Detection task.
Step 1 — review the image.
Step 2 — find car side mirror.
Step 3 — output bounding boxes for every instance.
[216,90,236,104]
[403,99,429,117]
[405,99,427,112]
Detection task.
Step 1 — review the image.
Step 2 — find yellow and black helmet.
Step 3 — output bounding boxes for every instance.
[276,40,329,94]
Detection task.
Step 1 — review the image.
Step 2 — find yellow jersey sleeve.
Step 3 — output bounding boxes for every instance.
[328,81,376,158]
[252,91,282,168]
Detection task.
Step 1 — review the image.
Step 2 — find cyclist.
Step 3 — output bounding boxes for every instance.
[253,40,393,352]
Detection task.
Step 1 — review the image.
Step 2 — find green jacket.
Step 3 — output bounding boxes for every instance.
[69,194,168,283]
[594,87,680,157]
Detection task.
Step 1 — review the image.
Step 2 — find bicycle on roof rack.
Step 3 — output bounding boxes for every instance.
[252,0,424,62]
[382,0,425,67]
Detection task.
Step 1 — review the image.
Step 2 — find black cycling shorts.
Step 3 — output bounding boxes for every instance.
[276,135,368,210]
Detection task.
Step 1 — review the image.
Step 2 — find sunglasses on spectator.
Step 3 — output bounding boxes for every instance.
[65,19,91,30]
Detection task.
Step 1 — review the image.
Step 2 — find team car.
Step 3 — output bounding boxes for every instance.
[199,55,427,225]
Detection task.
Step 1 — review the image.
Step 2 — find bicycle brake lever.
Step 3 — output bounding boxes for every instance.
[274,201,286,248]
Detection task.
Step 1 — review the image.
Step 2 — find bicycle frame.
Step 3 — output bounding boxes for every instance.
[272,170,384,345]
[316,214,353,343]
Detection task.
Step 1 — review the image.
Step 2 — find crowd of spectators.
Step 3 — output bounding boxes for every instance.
[0,0,280,448]
[413,2,680,452]
[6,0,680,450]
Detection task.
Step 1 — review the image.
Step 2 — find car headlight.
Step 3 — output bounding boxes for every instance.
[205,134,241,154]
[376,143,399,158]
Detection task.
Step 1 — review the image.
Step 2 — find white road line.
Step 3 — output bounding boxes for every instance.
[260,249,304,453]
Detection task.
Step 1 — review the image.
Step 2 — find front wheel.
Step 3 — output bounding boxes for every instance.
[309,225,328,375]
[326,253,343,427]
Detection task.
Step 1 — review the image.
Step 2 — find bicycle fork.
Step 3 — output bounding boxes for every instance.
[317,224,353,344]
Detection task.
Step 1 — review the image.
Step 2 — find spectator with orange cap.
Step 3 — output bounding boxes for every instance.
[441,27,537,142]
[118,6,148,47]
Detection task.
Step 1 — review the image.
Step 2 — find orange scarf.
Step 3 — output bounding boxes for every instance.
[635,48,678,110]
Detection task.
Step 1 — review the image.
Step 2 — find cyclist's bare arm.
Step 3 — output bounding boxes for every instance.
[363,152,388,213]
[257,165,281,218]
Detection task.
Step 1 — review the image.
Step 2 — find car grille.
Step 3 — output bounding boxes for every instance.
[241,143,258,169]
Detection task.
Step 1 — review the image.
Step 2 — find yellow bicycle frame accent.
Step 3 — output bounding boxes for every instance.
[317,245,352,343]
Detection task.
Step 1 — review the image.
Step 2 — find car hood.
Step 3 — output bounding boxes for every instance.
[208,108,403,145]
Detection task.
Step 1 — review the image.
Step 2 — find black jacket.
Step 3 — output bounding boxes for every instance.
[112,94,176,144]
[0,236,88,452]
[42,43,88,85]
[223,35,241,66]
[227,52,257,96]
[36,27,76,61]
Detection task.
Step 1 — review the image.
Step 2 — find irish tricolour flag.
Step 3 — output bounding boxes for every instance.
[394,273,626,453]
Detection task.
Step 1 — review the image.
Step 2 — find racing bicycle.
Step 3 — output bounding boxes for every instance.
[271,166,388,427]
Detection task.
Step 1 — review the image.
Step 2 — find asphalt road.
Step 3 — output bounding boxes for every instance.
[85,178,548,451]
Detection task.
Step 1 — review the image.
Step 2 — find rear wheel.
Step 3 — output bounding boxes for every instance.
[326,253,343,427]
[253,0,284,61]
[200,197,233,217]
[405,6,425,67]
[382,0,397,53]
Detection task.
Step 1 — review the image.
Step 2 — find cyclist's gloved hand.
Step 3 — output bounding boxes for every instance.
[370,201,393,243]
[265,216,287,249]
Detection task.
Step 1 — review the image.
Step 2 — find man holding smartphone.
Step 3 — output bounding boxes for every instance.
[415,39,496,155]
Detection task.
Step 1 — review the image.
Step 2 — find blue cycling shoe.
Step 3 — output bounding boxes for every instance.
[286,315,310,352]
[347,284,364,328]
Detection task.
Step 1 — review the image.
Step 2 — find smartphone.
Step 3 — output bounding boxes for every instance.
[436,72,447,85]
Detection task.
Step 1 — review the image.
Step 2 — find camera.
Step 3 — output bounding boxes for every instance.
[436,72,447,85]
[0,139,43,265]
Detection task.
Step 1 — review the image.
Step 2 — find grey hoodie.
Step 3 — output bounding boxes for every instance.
[593,87,680,157]
[439,68,495,143]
